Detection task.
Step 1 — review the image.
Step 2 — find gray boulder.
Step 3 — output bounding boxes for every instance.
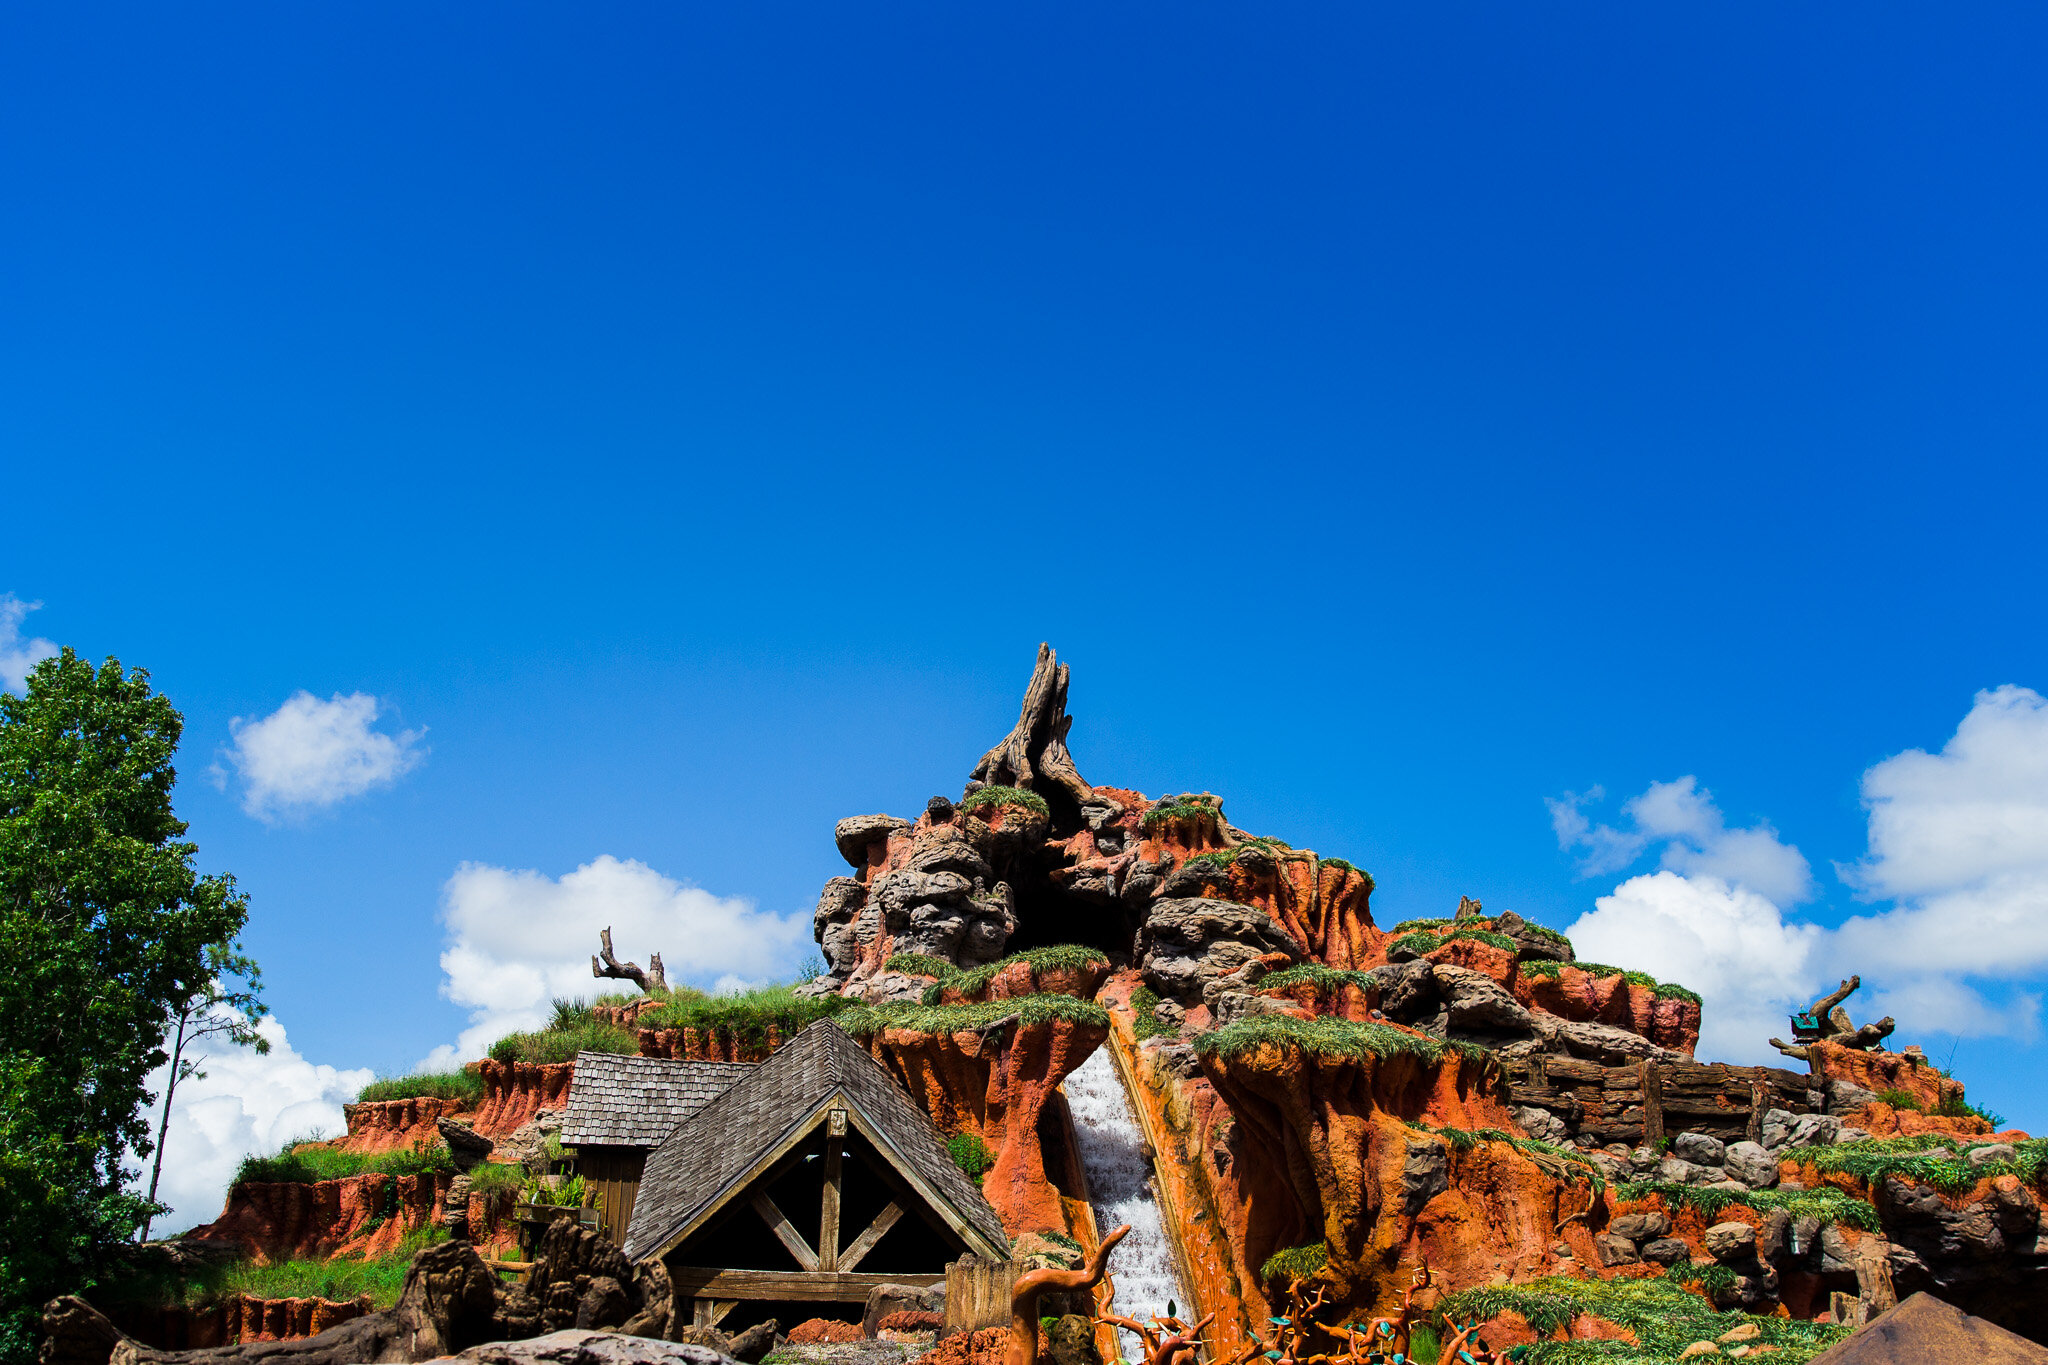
[1968,1143,2019,1168]
[1139,898,1302,1005]
[1431,964,1536,1035]
[455,1332,742,1365]
[1724,1140,1780,1189]
[1610,1211,1672,1243]
[1368,960,1440,1023]
[1674,1132,1726,1166]
[1402,1138,1451,1213]
[834,815,908,868]
[1640,1237,1690,1266]
[1705,1221,1757,1262]
[1594,1232,1640,1266]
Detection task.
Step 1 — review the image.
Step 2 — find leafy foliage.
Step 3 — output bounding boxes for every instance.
[838,993,1110,1038]
[1512,959,1699,1003]
[1874,1088,1924,1112]
[1259,1242,1329,1283]
[1130,985,1174,1042]
[946,1133,995,1182]
[918,945,1111,1005]
[1439,1274,1847,1365]
[1178,851,1236,875]
[464,1162,526,1199]
[232,1136,454,1186]
[1140,796,1226,830]
[960,785,1049,818]
[1613,1179,1879,1230]
[1936,1094,2006,1127]
[354,1070,486,1105]
[1257,964,1378,995]
[487,1015,638,1065]
[1194,1013,1456,1066]
[0,650,261,1361]
[111,1228,451,1314]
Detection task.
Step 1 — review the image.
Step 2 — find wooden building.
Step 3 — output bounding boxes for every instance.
[622,1020,1010,1334]
[559,1052,754,1247]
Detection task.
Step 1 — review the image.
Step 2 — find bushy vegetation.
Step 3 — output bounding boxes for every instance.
[1784,1134,2044,1195]
[1613,1179,1879,1230]
[486,997,638,1065]
[636,982,850,1048]
[1439,1273,1846,1365]
[1937,1093,2007,1127]
[117,1229,451,1314]
[884,953,954,979]
[464,1162,526,1199]
[1875,1087,1924,1111]
[1509,959,1699,1003]
[959,785,1049,817]
[1178,850,1236,875]
[1195,1013,1454,1066]
[232,1136,454,1187]
[1390,926,1518,958]
[1258,1242,1329,1283]
[1391,917,1456,933]
[918,945,1111,1006]
[354,1070,485,1105]
[946,1133,995,1182]
[837,992,1111,1039]
[1130,985,1174,1042]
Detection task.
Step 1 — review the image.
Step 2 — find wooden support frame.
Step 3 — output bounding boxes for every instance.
[839,1201,903,1272]
[820,1108,845,1270]
[671,1267,931,1303]
[692,1299,739,1328]
[750,1192,820,1271]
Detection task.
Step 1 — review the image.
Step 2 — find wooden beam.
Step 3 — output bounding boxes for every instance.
[670,1267,935,1303]
[838,1201,903,1273]
[820,1111,845,1271]
[692,1299,738,1328]
[751,1192,820,1271]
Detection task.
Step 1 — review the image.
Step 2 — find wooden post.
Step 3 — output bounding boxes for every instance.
[1747,1073,1768,1144]
[1639,1060,1664,1146]
[821,1108,846,1271]
[943,1257,1021,1335]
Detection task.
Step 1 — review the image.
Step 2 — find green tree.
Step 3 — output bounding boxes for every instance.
[0,649,257,1362]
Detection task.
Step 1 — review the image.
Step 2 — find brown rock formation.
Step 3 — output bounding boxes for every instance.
[112,1297,374,1352]
[185,1173,451,1261]
[472,1061,574,1137]
[337,1099,469,1155]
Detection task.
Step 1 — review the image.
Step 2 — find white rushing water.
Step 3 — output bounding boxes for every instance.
[1064,1046,1192,1364]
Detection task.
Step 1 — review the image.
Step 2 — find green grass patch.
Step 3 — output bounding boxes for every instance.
[1509,961,1699,1004]
[837,993,1112,1039]
[1514,923,1575,949]
[1257,964,1378,995]
[232,1137,454,1187]
[919,945,1112,1005]
[353,1069,485,1106]
[946,1133,995,1183]
[1651,981,1702,1005]
[1413,1123,1604,1195]
[1613,1180,1879,1230]
[1259,1242,1329,1284]
[1179,850,1237,874]
[1390,926,1518,958]
[1194,1013,1451,1066]
[1785,1135,2044,1194]
[1937,1094,2007,1127]
[1141,796,1226,830]
[1439,1273,1847,1365]
[960,785,1049,818]
[636,982,850,1047]
[465,1162,526,1199]
[487,1017,638,1065]
[1320,857,1354,872]
[123,1229,453,1312]
[884,953,954,978]
[1874,1088,1924,1112]
[1519,959,1564,980]
[1391,918,1456,934]
[1131,985,1174,1042]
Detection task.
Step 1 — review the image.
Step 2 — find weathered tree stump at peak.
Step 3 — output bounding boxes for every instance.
[592,927,667,996]
[968,644,1093,811]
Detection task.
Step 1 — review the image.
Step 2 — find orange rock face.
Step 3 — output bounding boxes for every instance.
[186,1172,451,1261]
[114,1294,373,1350]
[470,1059,574,1136]
[866,1011,1108,1236]
[336,1096,469,1154]
[635,1025,782,1062]
[1513,965,1701,1055]
[1808,1040,1963,1113]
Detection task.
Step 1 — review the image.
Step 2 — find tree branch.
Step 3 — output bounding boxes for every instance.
[592,927,667,995]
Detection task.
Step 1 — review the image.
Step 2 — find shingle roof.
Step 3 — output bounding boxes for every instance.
[559,1052,753,1149]
[622,1020,1009,1263]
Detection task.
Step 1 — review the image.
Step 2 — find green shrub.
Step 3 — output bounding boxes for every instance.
[1445,927,1518,953]
[1518,959,1564,979]
[1786,1135,2044,1194]
[1935,1094,2006,1127]
[1195,1013,1450,1066]
[1390,917,1455,933]
[232,1137,453,1187]
[1514,923,1574,949]
[1257,964,1378,995]
[1390,926,1516,957]
[1874,1088,1925,1112]
[1259,1242,1329,1284]
[1389,930,1444,958]
[1652,981,1703,1005]
[946,1133,995,1182]
[1131,985,1173,1042]
[1319,857,1354,872]
[1140,796,1225,830]
[354,1070,485,1106]
[636,983,849,1048]
[488,1016,638,1065]
[837,993,1111,1039]
[1439,1274,1847,1365]
[1178,850,1236,875]
[960,785,1049,818]
[884,953,954,979]
[465,1162,525,1199]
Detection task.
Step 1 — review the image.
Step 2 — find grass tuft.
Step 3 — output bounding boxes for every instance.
[1438,1274,1848,1365]
[961,785,1049,818]
[837,992,1111,1039]
[1390,917,1456,934]
[884,953,954,979]
[636,982,850,1047]
[1257,964,1378,995]
[1131,985,1174,1042]
[946,1133,995,1182]
[1141,796,1226,830]
[1785,1135,2044,1194]
[354,1070,485,1105]
[919,945,1111,1005]
[1613,1179,1879,1229]
[1259,1243,1329,1284]
[233,1137,453,1187]
[1194,1013,1455,1066]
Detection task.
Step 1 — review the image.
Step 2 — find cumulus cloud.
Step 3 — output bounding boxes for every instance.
[135,1014,374,1237]
[1552,686,2048,1061]
[423,856,811,1068]
[1,594,58,692]
[1549,776,1813,905]
[1568,871,1821,1063]
[221,691,426,820]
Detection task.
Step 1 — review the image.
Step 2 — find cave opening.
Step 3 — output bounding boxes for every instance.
[999,852,1141,965]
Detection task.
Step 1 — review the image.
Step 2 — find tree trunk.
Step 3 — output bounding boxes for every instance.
[969,644,1093,809]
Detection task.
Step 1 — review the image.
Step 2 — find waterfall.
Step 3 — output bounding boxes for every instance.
[1064,1046,1192,1365]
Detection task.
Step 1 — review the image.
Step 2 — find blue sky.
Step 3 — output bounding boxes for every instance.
[3,4,2045,1229]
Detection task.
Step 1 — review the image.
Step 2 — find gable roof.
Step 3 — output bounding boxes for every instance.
[621,1020,1009,1263]
[1807,1294,2048,1365]
[559,1052,754,1149]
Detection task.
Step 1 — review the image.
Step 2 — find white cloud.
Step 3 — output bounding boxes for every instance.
[134,1014,374,1238]
[0,594,58,692]
[222,691,426,820]
[1550,776,1814,905]
[1567,871,1822,1064]
[423,856,811,1068]
[1551,687,2048,1062]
